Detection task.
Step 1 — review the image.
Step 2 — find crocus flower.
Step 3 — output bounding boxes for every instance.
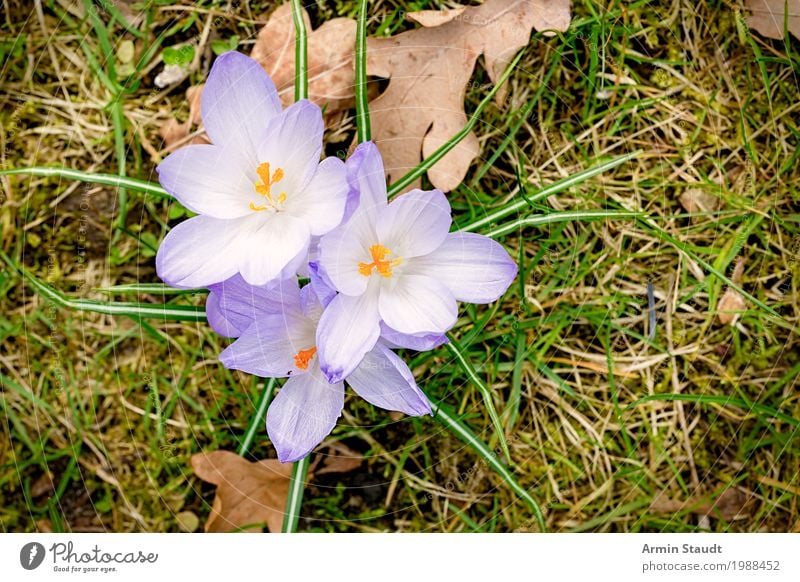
[316,141,518,383]
[213,275,431,463]
[156,51,349,288]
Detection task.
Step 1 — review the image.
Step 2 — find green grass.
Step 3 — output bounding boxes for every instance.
[1,0,798,533]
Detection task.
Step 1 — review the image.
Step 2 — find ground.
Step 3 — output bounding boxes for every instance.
[1,0,798,533]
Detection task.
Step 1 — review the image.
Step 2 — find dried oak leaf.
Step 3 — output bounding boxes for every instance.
[192,451,294,533]
[746,0,800,41]
[250,4,356,112]
[650,488,754,521]
[193,446,364,533]
[367,0,570,191]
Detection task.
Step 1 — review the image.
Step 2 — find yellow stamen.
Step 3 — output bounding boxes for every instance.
[249,202,267,212]
[358,244,402,278]
[294,347,317,371]
[254,162,285,202]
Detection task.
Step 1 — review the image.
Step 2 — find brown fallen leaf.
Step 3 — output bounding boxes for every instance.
[192,451,294,533]
[718,258,746,325]
[746,0,800,41]
[193,446,364,532]
[158,84,207,150]
[367,0,570,191]
[251,4,357,112]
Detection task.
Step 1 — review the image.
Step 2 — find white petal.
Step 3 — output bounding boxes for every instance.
[377,189,451,257]
[266,366,344,463]
[157,144,252,219]
[410,232,518,303]
[378,274,457,334]
[286,156,348,236]
[347,343,431,416]
[318,210,376,296]
[238,214,310,285]
[201,52,281,155]
[156,215,254,288]
[316,286,381,383]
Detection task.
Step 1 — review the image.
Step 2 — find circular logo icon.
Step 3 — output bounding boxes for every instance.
[20,542,46,570]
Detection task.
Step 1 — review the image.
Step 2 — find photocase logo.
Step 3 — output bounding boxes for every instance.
[20,542,46,570]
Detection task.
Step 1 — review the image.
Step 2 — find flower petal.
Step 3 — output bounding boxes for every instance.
[156,215,253,288]
[256,100,324,195]
[201,52,281,154]
[347,343,432,416]
[345,141,388,222]
[157,144,252,219]
[285,156,348,236]
[308,261,337,308]
[379,323,448,351]
[377,189,451,257]
[316,286,381,383]
[378,274,457,334]
[219,309,315,378]
[238,213,310,285]
[410,232,518,303]
[318,210,375,296]
[266,367,344,463]
[207,275,301,338]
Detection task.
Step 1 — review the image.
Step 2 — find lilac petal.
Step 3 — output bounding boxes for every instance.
[316,287,381,383]
[345,141,388,222]
[299,283,324,322]
[238,213,310,285]
[219,309,315,378]
[411,232,518,303]
[156,144,251,219]
[377,189,451,258]
[318,211,375,296]
[286,156,348,236]
[379,323,448,351]
[266,366,344,463]
[256,100,324,196]
[206,275,301,338]
[308,261,337,308]
[378,274,457,335]
[156,215,253,288]
[347,343,432,416]
[202,51,281,155]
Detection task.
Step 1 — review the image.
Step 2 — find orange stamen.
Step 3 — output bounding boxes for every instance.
[254,162,286,204]
[293,347,317,370]
[358,244,402,278]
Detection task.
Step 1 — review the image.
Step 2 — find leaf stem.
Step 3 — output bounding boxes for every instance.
[355,0,371,143]
[290,0,308,101]
[237,379,278,457]
[282,455,311,532]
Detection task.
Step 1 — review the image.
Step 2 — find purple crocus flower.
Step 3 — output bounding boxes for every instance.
[155,52,349,288]
[211,275,431,463]
[315,141,519,383]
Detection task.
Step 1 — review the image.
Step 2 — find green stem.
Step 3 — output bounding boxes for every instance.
[282,455,311,532]
[290,0,308,101]
[0,167,170,199]
[355,0,371,143]
[237,379,277,456]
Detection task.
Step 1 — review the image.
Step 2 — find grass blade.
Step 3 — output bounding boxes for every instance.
[0,167,171,199]
[0,251,205,322]
[282,455,311,532]
[387,50,525,197]
[355,0,371,143]
[458,150,642,233]
[95,283,206,295]
[237,378,278,457]
[432,403,546,532]
[445,337,510,463]
[290,0,308,101]
[483,210,644,238]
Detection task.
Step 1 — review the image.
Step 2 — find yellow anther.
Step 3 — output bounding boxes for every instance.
[294,347,317,371]
[251,162,288,213]
[358,244,402,278]
[249,202,267,212]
